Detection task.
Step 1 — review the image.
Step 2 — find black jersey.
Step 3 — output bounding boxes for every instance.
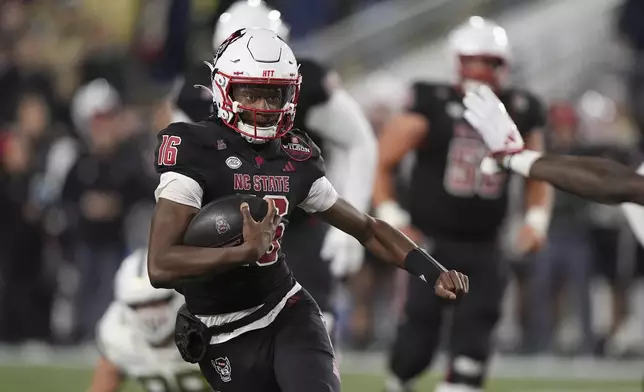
[154,120,327,315]
[407,82,545,241]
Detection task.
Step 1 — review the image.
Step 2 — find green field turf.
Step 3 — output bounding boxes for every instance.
[0,364,640,392]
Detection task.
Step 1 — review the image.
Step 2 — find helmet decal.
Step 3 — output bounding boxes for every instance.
[215,28,247,63]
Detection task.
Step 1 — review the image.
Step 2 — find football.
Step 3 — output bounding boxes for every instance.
[183,194,268,248]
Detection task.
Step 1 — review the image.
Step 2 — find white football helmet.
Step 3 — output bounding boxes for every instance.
[213,0,291,50]
[448,16,511,89]
[114,249,184,346]
[71,78,120,136]
[202,27,300,143]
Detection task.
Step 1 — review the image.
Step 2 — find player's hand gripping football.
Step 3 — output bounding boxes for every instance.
[434,270,469,300]
[463,84,524,174]
[240,200,281,261]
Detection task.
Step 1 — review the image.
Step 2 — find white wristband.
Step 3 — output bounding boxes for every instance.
[525,207,550,238]
[374,200,411,229]
[502,150,543,177]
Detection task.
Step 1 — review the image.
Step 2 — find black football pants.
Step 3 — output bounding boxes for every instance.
[198,289,340,392]
[388,239,508,388]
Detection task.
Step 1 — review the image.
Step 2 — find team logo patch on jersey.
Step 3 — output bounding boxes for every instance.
[213,357,232,382]
[225,156,242,169]
[281,136,312,161]
[215,216,230,234]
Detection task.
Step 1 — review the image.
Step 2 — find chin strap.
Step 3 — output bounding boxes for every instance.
[237,119,275,144]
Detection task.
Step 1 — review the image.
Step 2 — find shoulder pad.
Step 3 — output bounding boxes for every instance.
[407,81,455,113]
[155,122,213,184]
[160,121,207,139]
[502,88,546,129]
[503,88,540,111]
[413,81,455,102]
[280,129,321,162]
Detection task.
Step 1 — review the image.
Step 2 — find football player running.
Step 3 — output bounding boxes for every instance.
[463,84,644,246]
[376,17,552,392]
[171,0,377,336]
[148,28,467,392]
[89,249,210,392]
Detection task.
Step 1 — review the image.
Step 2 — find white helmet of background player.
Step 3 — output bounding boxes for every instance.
[114,249,184,346]
[71,78,120,138]
[202,28,300,143]
[213,0,290,50]
[448,16,511,91]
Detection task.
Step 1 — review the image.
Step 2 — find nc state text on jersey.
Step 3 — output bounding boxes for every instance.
[233,174,290,192]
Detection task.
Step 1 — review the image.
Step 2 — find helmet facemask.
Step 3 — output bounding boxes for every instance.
[216,76,299,143]
[123,292,184,346]
[458,55,507,92]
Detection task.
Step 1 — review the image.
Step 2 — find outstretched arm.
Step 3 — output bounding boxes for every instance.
[462,85,644,205]
[506,152,644,205]
[316,198,468,299]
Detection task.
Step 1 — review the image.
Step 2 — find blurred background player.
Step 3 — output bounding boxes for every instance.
[167,0,377,338]
[88,249,208,392]
[376,17,552,392]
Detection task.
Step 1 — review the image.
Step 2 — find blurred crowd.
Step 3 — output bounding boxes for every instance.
[1,0,644,362]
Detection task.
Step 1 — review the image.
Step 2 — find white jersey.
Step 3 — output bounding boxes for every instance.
[97,302,211,392]
[621,163,644,247]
